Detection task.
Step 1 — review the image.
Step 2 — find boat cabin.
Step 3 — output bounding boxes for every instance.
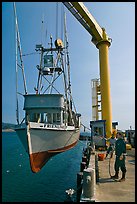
[24,94,66,126]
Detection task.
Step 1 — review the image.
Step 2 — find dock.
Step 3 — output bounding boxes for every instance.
[95,149,135,202]
[78,147,135,202]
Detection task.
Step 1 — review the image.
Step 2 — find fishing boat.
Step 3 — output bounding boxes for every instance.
[14,4,81,173]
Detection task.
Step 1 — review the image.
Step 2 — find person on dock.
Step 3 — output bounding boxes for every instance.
[111,132,127,182]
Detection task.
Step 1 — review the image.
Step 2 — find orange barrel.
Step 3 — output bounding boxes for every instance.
[98,153,106,161]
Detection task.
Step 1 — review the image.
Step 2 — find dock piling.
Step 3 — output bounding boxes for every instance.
[76,172,83,202]
[82,168,95,200]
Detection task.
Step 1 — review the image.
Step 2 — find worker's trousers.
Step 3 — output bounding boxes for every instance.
[114,156,126,173]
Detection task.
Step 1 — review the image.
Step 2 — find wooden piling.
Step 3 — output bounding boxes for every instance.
[95,154,99,183]
[80,162,86,172]
[82,156,87,163]
[77,172,83,202]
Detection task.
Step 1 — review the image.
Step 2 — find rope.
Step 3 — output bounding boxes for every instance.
[109,156,112,177]
[108,150,114,178]
[81,123,91,131]
[22,52,40,57]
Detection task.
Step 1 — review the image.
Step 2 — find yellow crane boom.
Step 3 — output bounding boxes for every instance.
[63,2,112,138]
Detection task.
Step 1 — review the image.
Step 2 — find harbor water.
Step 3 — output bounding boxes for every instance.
[2,131,87,202]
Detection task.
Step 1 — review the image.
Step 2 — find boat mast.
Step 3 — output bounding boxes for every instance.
[13,2,27,95]
[13,2,27,124]
[63,12,76,126]
[14,2,19,125]
[64,12,72,109]
[36,48,44,94]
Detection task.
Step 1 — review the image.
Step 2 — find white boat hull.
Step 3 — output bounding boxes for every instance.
[15,122,80,173]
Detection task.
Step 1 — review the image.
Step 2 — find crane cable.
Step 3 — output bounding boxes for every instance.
[81,123,91,131]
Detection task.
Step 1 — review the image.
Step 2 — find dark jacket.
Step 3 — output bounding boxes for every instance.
[115,138,126,157]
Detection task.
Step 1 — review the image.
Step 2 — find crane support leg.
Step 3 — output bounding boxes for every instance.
[97,40,112,139]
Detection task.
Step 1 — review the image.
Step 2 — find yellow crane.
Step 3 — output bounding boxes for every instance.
[63,2,112,139]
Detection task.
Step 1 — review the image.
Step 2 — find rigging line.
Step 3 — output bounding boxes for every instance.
[81,123,91,131]
[63,126,90,147]
[36,49,44,93]
[41,12,44,45]
[49,70,56,94]
[39,53,46,93]
[61,56,69,113]
[45,28,48,48]
[65,89,77,114]
[44,4,48,48]
[56,2,59,39]
[63,130,78,147]
[39,74,43,94]
[49,52,59,94]
[20,117,25,124]
[13,3,19,124]
[63,12,75,120]
[61,3,64,41]
[63,52,68,94]
[48,51,61,94]
[63,12,69,100]
[60,71,76,114]
[42,67,63,94]
[17,92,24,96]
[64,12,72,106]
[39,15,47,93]
[61,52,74,126]
[43,74,62,94]
[60,51,68,100]
[22,52,40,57]
[13,2,27,95]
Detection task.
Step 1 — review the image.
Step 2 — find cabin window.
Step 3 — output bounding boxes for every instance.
[28,112,62,124]
[29,113,40,122]
[53,113,56,123]
[94,126,103,136]
[44,55,53,67]
[56,113,61,122]
[40,113,44,122]
[53,113,61,123]
[39,113,48,123]
[47,113,52,124]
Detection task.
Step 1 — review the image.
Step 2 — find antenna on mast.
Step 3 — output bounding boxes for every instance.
[41,12,45,46]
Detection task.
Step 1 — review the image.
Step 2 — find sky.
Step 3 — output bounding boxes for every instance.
[2,2,135,131]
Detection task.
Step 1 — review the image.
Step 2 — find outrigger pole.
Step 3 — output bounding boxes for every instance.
[13,2,27,124]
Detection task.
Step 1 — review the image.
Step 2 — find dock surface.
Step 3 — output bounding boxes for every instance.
[95,148,135,202]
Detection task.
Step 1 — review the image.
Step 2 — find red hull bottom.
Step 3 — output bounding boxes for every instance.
[29,140,78,173]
